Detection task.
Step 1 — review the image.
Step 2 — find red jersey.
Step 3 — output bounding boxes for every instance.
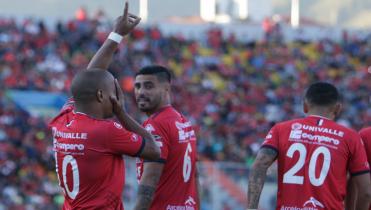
[136,106,198,210]
[49,99,144,210]
[360,127,371,171]
[359,127,371,210]
[262,115,370,210]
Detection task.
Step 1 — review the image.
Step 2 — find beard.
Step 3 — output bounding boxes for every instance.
[136,96,161,114]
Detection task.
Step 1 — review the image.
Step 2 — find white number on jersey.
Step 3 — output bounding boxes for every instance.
[55,155,80,199]
[283,143,331,186]
[183,142,192,182]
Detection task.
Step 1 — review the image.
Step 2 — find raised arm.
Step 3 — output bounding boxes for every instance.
[247,147,277,209]
[87,2,140,70]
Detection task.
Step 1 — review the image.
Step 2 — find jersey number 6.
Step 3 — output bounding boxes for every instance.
[183,142,192,182]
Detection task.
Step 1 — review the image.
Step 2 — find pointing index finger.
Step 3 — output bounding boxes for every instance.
[123,1,129,20]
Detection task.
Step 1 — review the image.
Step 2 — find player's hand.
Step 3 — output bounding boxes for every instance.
[110,78,126,115]
[113,2,141,36]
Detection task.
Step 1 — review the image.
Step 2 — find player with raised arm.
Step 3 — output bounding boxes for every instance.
[49,3,160,209]
[86,5,200,210]
[247,82,371,210]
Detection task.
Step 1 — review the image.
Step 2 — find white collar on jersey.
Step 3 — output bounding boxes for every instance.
[73,110,88,116]
[308,114,331,120]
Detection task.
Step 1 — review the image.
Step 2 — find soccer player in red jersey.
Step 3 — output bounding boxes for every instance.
[85,5,200,210]
[347,127,371,210]
[247,82,371,210]
[360,127,371,178]
[132,66,199,210]
[49,3,160,210]
[359,127,371,210]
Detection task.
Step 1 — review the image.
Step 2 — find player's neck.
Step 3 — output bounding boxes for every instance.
[146,102,171,117]
[306,110,334,121]
[74,103,104,119]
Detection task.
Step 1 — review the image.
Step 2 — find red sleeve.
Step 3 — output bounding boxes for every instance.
[261,124,279,153]
[106,121,144,157]
[359,129,371,168]
[144,122,169,163]
[348,132,370,176]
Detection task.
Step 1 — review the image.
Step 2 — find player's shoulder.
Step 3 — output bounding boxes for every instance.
[273,118,307,130]
[330,121,359,137]
[150,106,183,125]
[359,127,371,141]
[360,127,371,136]
[48,104,74,128]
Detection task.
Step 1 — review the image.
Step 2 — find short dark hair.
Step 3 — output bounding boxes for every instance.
[135,65,172,83]
[305,82,340,106]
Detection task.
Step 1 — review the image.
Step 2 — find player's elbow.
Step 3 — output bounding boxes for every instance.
[140,141,161,160]
[149,145,161,160]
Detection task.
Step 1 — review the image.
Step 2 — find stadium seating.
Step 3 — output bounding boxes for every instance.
[0,17,370,209]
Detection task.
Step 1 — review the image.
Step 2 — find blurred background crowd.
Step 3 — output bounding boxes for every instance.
[0,14,370,209]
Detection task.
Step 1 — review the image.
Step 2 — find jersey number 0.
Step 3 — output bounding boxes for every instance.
[56,154,80,199]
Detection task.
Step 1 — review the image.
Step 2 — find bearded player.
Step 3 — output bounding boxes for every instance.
[132,66,199,210]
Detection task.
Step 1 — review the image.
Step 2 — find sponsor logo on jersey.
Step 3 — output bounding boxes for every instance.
[131,134,139,142]
[292,123,303,130]
[66,120,74,127]
[175,121,196,142]
[54,142,85,152]
[291,123,344,137]
[52,127,88,140]
[289,130,339,145]
[289,124,340,148]
[145,124,155,133]
[303,197,324,208]
[114,122,123,129]
[166,196,196,210]
[280,197,324,210]
[266,131,273,139]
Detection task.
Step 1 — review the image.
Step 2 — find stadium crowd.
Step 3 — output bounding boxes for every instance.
[0,14,370,209]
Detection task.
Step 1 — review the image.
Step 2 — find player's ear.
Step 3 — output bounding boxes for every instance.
[333,102,342,117]
[164,82,170,92]
[96,89,104,103]
[303,100,309,114]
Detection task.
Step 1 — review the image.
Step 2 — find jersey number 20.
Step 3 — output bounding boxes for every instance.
[283,143,331,186]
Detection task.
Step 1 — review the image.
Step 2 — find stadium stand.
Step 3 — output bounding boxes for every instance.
[0,16,370,209]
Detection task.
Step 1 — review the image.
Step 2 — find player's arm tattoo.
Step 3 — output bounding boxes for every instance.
[134,184,157,210]
[133,162,164,210]
[247,147,277,209]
